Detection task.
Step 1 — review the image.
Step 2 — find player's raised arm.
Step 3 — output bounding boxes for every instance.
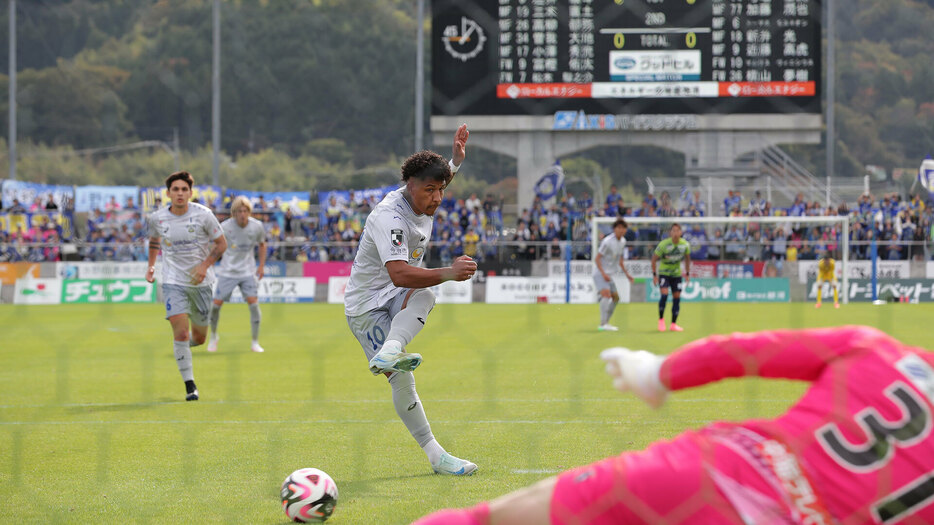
[449,123,468,177]
[661,326,895,390]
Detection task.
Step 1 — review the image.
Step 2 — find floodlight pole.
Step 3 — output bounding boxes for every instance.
[8,0,16,180]
[212,0,221,186]
[825,0,835,206]
[415,0,425,152]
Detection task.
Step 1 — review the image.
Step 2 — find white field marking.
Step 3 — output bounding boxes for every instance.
[0,418,722,426]
[511,469,563,474]
[0,397,797,410]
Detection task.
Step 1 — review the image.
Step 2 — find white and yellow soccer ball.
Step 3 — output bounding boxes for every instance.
[280,468,338,523]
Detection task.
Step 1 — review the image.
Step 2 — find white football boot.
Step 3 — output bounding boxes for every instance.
[432,453,477,476]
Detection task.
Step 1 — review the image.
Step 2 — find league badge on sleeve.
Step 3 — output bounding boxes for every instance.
[391,229,404,247]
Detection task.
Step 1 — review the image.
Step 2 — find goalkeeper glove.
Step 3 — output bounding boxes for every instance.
[600,348,669,409]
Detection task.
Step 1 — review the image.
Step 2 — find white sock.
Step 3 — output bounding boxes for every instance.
[422,439,445,466]
[388,372,437,457]
[248,303,261,342]
[173,340,194,381]
[599,297,613,325]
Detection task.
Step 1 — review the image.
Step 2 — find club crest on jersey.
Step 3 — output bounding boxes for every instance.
[391,229,404,247]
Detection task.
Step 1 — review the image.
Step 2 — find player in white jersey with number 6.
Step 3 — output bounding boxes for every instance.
[593,218,634,331]
[344,124,478,476]
[208,196,268,353]
[146,171,227,401]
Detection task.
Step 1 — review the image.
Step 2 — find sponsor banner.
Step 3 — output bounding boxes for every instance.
[0,262,40,285]
[57,262,150,280]
[609,50,701,82]
[553,111,699,131]
[13,278,62,305]
[927,262,934,279]
[61,279,155,304]
[261,261,287,278]
[485,276,598,304]
[74,185,140,213]
[546,259,649,285]
[327,276,350,304]
[807,279,934,303]
[475,259,532,283]
[716,262,765,278]
[1,179,74,209]
[645,278,790,302]
[429,279,473,304]
[303,261,353,280]
[226,189,311,215]
[691,261,717,278]
[797,260,910,284]
[228,277,316,303]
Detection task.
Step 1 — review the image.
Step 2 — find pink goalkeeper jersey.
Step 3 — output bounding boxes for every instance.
[660,326,934,524]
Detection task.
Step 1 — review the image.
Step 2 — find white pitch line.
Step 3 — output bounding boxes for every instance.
[512,469,562,474]
[0,397,798,410]
[0,418,721,427]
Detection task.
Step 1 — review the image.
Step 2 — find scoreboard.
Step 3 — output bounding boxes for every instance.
[432,0,821,117]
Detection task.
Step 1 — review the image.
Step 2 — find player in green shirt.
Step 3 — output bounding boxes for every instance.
[651,223,691,332]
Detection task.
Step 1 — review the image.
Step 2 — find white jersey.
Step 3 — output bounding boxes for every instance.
[344,187,432,316]
[594,233,627,277]
[216,217,265,278]
[148,203,224,287]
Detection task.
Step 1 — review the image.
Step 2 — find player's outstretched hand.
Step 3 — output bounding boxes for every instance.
[451,124,469,168]
[600,348,669,409]
[450,255,477,282]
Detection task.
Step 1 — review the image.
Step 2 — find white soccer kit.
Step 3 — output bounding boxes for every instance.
[344,187,432,317]
[594,234,627,278]
[148,202,223,287]
[216,217,265,277]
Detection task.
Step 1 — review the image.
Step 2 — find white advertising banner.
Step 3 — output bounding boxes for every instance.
[797,260,910,284]
[328,277,472,305]
[927,262,934,279]
[228,277,316,303]
[547,259,652,279]
[327,276,350,304]
[57,262,153,280]
[13,278,62,305]
[429,279,473,304]
[486,276,613,304]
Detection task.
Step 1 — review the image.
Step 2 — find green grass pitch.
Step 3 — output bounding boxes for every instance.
[1,302,932,523]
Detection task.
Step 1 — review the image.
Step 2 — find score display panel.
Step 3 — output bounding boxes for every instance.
[432,0,821,117]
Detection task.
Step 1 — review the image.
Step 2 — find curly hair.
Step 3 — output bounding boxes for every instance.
[401,151,451,185]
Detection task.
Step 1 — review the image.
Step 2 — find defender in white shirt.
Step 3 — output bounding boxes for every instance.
[145,171,227,401]
[208,196,267,353]
[593,218,634,331]
[345,125,478,476]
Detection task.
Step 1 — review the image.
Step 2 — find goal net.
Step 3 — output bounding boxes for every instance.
[590,214,852,304]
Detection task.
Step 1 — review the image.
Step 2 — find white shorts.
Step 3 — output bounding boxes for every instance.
[593,274,618,294]
[163,284,213,326]
[346,287,412,362]
[214,274,259,301]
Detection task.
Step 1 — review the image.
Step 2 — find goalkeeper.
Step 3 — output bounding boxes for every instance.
[815,251,840,309]
[414,326,934,524]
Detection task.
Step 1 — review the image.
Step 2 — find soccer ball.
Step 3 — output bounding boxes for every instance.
[280,468,338,523]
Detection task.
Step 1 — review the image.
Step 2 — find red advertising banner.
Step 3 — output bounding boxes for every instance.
[302,261,353,281]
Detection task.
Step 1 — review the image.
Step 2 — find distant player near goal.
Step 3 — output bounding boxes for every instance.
[593,218,634,331]
[208,196,268,353]
[414,326,934,524]
[651,223,691,332]
[344,124,478,476]
[815,252,840,309]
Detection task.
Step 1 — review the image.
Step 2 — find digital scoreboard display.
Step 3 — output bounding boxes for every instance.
[432,0,821,117]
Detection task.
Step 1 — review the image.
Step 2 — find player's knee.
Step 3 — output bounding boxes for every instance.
[173,330,190,342]
[409,288,436,313]
[611,293,619,303]
[191,332,207,346]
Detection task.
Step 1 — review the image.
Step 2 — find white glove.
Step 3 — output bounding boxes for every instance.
[600,348,669,409]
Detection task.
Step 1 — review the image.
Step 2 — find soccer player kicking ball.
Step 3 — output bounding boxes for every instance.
[593,218,634,331]
[146,171,227,401]
[344,124,478,476]
[208,196,268,353]
[651,223,691,332]
[815,252,840,309]
[414,326,934,524]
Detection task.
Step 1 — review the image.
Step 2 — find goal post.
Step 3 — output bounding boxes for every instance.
[589,214,851,304]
